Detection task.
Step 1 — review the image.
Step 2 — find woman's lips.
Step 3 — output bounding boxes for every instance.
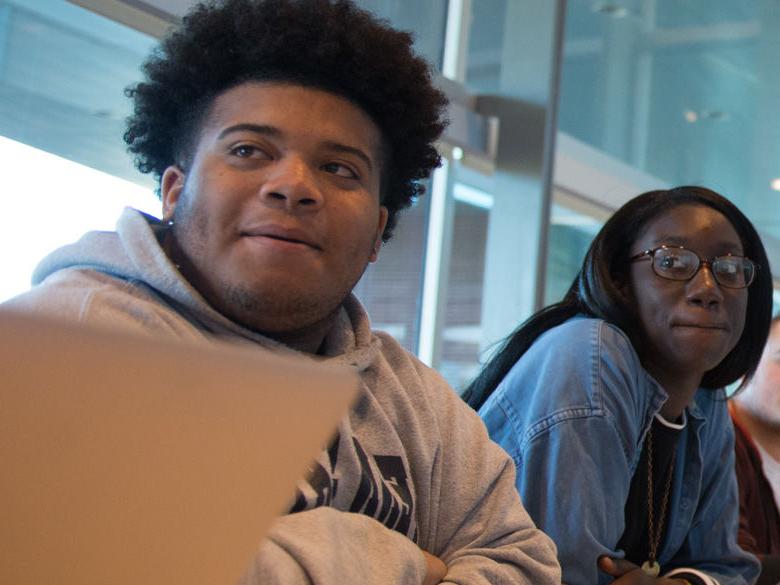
[672,322,728,331]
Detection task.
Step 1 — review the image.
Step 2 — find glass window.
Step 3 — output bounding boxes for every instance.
[0,0,158,302]
[557,0,780,258]
[353,193,431,354]
[464,0,507,93]
[544,196,606,306]
[349,0,447,356]
[0,0,156,183]
[438,193,490,389]
[355,0,448,68]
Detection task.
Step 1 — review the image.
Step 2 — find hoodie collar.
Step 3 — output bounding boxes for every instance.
[34,207,382,373]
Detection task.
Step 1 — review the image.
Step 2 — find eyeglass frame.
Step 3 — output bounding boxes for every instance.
[628,244,758,289]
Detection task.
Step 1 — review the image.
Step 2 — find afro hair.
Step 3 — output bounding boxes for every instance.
[124,0,448,241]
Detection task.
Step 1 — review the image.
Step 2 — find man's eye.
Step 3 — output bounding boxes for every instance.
[230,144,263,158]
[322,162,357,179]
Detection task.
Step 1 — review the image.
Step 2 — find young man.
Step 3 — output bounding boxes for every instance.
[3,1,560,583]
[730,316,780,585]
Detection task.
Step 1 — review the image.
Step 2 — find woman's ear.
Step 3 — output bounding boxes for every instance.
[613,272,633,304]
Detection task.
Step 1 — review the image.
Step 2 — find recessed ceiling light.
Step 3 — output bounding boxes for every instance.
[700,110,728,121]
[770,178,780,191]
[591,3,629,18]
[682,109,729,123]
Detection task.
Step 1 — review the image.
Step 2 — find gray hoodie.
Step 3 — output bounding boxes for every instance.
[4,207,561,585]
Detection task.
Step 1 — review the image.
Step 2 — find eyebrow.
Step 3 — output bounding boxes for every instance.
[216,123,375,171]
[652,236,743,251]
[217,123,281,141]
[320,140,375,172]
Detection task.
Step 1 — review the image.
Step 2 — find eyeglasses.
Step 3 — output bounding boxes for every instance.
[629,245,757,289]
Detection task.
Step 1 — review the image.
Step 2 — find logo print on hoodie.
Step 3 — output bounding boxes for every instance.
[290,433,415,540]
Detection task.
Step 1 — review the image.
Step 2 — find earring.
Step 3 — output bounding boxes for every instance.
[166,218,174,227]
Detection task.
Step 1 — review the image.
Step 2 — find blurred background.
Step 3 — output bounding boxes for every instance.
[3,0,780,389]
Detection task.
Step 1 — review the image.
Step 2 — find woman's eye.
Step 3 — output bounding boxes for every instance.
[322,162,358,179]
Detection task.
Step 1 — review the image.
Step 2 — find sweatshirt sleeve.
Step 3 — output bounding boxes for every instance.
[416,365,562,585]
[240,360,561,585]
[238,507,427,585]
[2,268,207,341]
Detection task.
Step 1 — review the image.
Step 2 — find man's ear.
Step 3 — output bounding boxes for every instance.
[369,207,389,263]
[161,166,185,222]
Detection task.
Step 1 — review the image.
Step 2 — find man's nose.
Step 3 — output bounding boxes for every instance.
[258,157,324,211]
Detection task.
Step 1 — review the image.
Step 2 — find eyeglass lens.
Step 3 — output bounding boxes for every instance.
[653,248,753,287]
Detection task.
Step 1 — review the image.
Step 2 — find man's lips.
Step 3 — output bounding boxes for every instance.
[239,226,322,250]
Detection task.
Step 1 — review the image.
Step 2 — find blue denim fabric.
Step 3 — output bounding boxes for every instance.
[479,317,759,585]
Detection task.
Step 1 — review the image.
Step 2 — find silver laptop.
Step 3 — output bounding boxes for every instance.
[0,311,357,585]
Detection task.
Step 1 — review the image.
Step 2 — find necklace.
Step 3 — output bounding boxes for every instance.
[641,425,677,577]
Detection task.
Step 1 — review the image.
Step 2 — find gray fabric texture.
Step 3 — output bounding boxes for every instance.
[4,207,561,585]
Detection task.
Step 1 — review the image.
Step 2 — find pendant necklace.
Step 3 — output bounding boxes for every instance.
[641,425,677,577]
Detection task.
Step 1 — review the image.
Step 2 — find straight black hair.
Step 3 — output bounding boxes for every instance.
[464,186,773,411]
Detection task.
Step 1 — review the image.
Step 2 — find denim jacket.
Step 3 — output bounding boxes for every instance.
[479,317,759,585]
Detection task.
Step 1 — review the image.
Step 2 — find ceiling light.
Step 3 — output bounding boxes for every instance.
[700,110,728,121]
[591,3,629,18]
[683,109,729,123]
[770,178,780,191]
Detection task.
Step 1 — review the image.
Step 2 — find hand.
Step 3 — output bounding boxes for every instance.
[421,550,447,585]
[598,556,687,585]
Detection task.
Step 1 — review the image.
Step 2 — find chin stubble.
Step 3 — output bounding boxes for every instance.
[222,282,334,330]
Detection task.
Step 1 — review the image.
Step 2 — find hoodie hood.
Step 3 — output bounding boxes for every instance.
[32,207,381,372]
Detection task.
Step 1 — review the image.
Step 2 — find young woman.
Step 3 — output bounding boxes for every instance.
[464,187,772,585]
